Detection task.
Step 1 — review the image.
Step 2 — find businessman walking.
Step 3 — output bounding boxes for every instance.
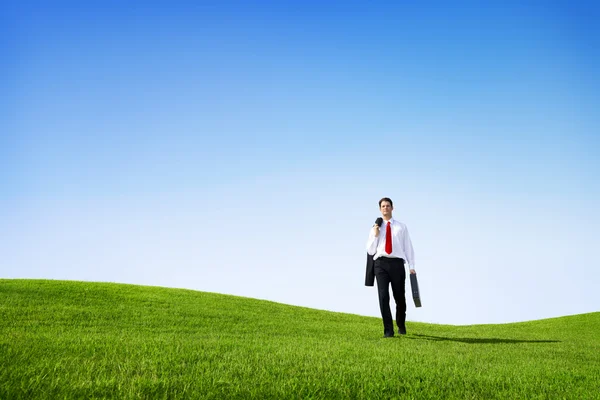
[366,197,416,337]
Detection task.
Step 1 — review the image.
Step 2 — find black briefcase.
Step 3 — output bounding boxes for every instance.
[410,273,422,307]
[365,253,375,286]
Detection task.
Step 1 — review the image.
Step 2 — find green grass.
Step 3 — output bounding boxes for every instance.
[1,279,599,399]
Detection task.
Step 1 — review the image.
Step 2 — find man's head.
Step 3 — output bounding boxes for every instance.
[379,197,393,220]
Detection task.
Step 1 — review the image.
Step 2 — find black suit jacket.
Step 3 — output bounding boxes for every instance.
[365,253,375,286]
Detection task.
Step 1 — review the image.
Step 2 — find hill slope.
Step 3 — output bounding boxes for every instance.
[1,279,598,399]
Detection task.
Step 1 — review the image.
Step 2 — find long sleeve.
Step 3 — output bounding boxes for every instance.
[366,228,379,255]
[403,227,415,268]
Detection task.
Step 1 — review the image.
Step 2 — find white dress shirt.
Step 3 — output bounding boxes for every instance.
[366,218,415,268]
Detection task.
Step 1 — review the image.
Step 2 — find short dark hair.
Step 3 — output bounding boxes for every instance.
[379,197,393,208]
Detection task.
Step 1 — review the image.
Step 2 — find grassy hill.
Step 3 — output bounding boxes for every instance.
[1,279,598,399]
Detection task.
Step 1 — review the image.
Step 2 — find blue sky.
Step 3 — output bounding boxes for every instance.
[2,1,599,324]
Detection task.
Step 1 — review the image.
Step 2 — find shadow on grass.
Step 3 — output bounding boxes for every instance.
[408,334,560,344]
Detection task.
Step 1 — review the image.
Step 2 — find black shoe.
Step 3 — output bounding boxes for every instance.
[398,323,407,335]
[383,331,394,338]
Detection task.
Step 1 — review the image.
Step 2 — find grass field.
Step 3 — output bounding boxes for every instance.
[1,279,599,399]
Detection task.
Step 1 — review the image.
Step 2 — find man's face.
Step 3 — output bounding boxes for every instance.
[380,201,393,217]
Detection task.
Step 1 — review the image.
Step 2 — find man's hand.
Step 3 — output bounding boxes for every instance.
[409,269,416,275]
[373,225,380,237]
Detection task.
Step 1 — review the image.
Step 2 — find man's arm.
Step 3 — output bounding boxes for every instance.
[366,225,380,255]
[404,226,416,274]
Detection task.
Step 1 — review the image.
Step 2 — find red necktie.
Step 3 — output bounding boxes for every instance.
[385,221,392,254]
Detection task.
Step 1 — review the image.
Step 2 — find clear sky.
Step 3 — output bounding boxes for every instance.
[2,1,599,325]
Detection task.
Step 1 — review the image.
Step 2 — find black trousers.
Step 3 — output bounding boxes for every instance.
[374,257,406,335]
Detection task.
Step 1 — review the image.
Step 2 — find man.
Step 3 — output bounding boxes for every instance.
[366,197,416,337]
